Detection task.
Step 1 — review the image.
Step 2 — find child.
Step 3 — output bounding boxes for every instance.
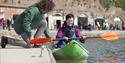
[14,0,55,47]
[55,14,86,48]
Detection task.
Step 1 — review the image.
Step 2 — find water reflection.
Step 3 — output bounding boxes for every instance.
[83,38,125,63]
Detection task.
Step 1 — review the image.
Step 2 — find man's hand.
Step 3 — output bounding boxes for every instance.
[30,35,34,40]
[27,36,34,48]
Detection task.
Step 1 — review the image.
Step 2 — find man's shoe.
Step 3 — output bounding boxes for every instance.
[1,36,8,48]
[33,44,41,48]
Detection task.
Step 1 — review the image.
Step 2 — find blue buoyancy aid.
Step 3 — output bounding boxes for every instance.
[55,27,77,48]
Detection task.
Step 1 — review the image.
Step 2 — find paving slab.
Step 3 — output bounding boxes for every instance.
[0,46,56,63]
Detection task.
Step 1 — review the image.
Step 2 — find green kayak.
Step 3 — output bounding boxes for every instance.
[53,40,89,63]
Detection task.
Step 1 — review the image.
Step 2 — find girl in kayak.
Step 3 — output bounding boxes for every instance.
[13,0,55,47]
[55,14,86,48]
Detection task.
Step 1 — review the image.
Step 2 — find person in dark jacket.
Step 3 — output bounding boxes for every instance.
[7,19,11,31]
[3,19,6,30]
[14,0,55,47]
[55,14,86,48]
[0,18,4,29]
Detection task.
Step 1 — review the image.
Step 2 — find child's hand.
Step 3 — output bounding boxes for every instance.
[63,37,69,41]
[79,36,86,43]
[81,35,86,39]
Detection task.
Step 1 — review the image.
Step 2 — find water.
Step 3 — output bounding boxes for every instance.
[83,38,125,63]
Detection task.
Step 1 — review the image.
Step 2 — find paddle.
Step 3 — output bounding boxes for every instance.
[30,32,118,44]
[87,32,119,40]
[100,32,118,40]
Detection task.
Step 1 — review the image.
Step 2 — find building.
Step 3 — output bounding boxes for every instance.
[48,13,64,30]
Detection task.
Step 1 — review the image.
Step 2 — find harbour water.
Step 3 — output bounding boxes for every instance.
[83,38,125,63]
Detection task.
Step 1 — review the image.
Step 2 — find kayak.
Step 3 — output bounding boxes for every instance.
[52,40,89,63]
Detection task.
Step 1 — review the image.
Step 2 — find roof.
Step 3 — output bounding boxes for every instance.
[96,16,104,19]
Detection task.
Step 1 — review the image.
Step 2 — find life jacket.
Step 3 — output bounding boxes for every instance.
[62,27,77,39]
[55,26,77,48]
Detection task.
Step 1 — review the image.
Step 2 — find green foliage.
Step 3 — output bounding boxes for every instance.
[99,0,125,11]
[99,0,110,10]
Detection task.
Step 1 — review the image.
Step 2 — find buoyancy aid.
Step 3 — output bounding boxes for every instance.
[55,26,77,48]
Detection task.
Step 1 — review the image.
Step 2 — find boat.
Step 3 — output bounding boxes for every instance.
[52,40,89,63]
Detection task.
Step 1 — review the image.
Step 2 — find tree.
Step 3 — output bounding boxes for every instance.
[100,0,125,11]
